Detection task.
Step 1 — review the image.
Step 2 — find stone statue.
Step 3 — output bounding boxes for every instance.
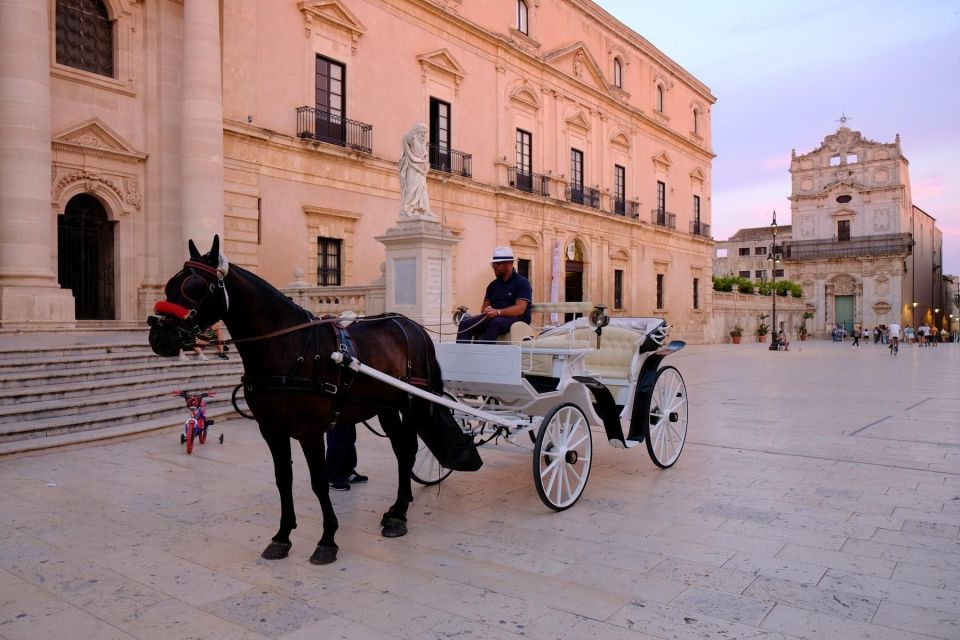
[398,122,435,220]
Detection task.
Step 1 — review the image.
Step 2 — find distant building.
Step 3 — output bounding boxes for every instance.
[713,225,792,282]
[715,124,944,337]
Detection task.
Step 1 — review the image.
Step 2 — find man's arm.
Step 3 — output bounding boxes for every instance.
[485,299,528,318]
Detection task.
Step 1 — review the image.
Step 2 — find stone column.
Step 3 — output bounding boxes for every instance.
[0,0,75,328]
[181,0,225,248]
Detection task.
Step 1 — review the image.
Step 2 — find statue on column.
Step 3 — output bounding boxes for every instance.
[398,122,436,220]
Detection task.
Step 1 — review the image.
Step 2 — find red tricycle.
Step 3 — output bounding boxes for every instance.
[173,390,223,454]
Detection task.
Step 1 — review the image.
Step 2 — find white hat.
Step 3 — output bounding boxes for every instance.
[491,246,515,263]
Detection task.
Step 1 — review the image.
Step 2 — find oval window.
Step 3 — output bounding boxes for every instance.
[836,195,852,204]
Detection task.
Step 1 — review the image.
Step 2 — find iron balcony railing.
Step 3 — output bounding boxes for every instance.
[508,167,550,197]
[296,106,373,154]
[429,144,472,178]
[782,232,914,261]
[612,197,639,217]
[690,220,711,238]
[651,208,677,229]
[567,184,600,209]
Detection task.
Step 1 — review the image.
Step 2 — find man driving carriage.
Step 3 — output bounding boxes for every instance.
[456,246,532,343]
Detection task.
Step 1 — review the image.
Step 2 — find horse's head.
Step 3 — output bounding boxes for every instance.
[148,235,230,357]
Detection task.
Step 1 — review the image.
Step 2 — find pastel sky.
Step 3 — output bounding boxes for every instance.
[594,0,960,274]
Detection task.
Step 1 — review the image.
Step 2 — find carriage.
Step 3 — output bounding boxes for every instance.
[339,302,689,511]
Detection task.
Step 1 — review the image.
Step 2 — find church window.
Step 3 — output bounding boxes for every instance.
[837,219,851,241]
[829,155,841,166]
[846,153,857,163]
[613,58,623,88]
[56,0,114,77]
[655,84,665,112]
[693,108,700,135]
[836,195,852,204]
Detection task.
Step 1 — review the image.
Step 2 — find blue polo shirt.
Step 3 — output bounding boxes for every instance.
[484,270,533,323]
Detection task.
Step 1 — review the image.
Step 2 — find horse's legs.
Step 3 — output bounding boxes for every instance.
[379,410,416,538]
[298,430,339,565]
[260,426,296,560]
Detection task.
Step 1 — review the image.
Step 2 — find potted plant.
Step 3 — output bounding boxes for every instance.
[798,311,813,341]
[730,325,743,344]
[756,313,770,342]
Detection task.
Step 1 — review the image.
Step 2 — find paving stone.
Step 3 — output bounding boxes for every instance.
[820,569,960,615]
[871,599,960,640]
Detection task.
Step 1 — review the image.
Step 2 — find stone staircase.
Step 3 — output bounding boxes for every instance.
[0,331,247,456]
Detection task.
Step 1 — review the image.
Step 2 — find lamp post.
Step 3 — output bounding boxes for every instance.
[768,210,780,351]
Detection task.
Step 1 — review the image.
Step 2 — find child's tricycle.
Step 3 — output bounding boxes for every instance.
[173,390,223,454]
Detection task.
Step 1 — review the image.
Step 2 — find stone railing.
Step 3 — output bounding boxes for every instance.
[709,290,808,343]
[280,284,386,317]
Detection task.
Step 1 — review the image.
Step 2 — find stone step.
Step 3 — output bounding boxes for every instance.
[0,404,242,457]
[0,373,243,423]
[0,356,238,389]
[0,347,189,374]
[0,388,245,444]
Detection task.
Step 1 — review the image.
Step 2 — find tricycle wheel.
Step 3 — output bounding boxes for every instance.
[533,403,592,511]
[185,419,196,455]
[199,424,207,445]
[411,435,452,485]
[219,433,224,444]
[645,365,688,468]
[180,432,186,445]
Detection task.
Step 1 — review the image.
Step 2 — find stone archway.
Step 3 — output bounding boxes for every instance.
[825,274,860,335]
[58,194,115,320]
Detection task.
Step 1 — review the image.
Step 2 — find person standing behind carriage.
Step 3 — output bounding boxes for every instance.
[456,247,532,343]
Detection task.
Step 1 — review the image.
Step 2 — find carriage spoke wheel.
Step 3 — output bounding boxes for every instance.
[645,366,688,469]
[533,403,592,511]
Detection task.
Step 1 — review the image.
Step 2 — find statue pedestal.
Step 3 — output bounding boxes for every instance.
[376,218,459,326]
[0,281,76,330]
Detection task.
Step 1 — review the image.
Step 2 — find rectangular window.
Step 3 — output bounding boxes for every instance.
[738,247,750,256]
[315,55,346,144]
[614,164,625,214]
[656,273,664,309]
[755,246,767,255]
[517,258,531,280]
[517,0,528,35]
[693,195,701,224]
[570,148,584,204]
[317,237,342,286]
[773,269,784,278]
[614,269,624,309]
[838,219,851,241]
[693,277,700,310]
[656,180,666,212]
[755,269,766,279]
[515,128,532,190]
[428,97,450,171]
[739,270,750,278]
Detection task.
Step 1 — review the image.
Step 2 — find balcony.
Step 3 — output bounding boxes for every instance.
[690,220,711,238]
[612,197,639,218]
[567,184,600,209]
[651,208,677,229]
[296,106,373,154]
[429,144,472,178]
[782,232,914,261]
[507,167,550,197]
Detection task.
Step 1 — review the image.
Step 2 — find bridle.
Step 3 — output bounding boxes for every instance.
[148,260,230,346]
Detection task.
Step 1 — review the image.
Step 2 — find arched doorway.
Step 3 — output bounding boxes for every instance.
[58,194,115,320]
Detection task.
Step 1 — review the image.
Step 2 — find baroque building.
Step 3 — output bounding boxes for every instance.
[0,0,715,341]
[785,124,942,335]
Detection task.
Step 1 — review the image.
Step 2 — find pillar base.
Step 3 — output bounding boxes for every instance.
[0,285,75,330]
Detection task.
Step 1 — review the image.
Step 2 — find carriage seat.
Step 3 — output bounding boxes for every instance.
[527,326,644,380]
[494,301,597,345]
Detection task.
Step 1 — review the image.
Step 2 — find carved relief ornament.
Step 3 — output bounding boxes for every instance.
[298,0,366,53]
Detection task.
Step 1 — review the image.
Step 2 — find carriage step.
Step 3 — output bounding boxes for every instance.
[609,438,642,449]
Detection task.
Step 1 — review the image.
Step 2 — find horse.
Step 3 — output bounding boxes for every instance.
[148,235,482,565]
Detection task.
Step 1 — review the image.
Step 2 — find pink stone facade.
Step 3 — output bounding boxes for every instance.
[1,0,715,341]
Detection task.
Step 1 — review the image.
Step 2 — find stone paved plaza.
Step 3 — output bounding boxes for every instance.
[1,339,959,639]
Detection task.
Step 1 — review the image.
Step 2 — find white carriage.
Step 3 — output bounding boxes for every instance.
[335,303,688,511]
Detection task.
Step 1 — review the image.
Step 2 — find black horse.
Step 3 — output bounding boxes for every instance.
[148,236,481,564]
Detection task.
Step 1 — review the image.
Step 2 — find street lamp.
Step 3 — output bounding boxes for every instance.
[768,210,780,351]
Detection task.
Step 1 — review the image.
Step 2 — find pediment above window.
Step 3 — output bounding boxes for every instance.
[298,0,366,53]
[609,129,631,149]
[564,109,591,132]
[417,49,466,94]
[689,167,706,183]
[52,117,147,163]
[652,151,673,171]
[544,42,611,96]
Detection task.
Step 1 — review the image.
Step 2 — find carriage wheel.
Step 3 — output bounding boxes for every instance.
[533,403,592,511]
[645,366,688,469]
[185,419,196,455]
[411,435,452,485]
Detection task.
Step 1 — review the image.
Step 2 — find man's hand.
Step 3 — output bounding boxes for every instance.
[483,306,502,319]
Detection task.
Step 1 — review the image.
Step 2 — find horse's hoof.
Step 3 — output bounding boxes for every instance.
[382,518,408,538]
[309,544,338,565]
[261,540,292,560]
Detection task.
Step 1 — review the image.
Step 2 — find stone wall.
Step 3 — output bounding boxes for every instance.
[709,291,808,343]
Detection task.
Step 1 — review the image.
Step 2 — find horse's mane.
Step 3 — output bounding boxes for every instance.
[229,263,311,317]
